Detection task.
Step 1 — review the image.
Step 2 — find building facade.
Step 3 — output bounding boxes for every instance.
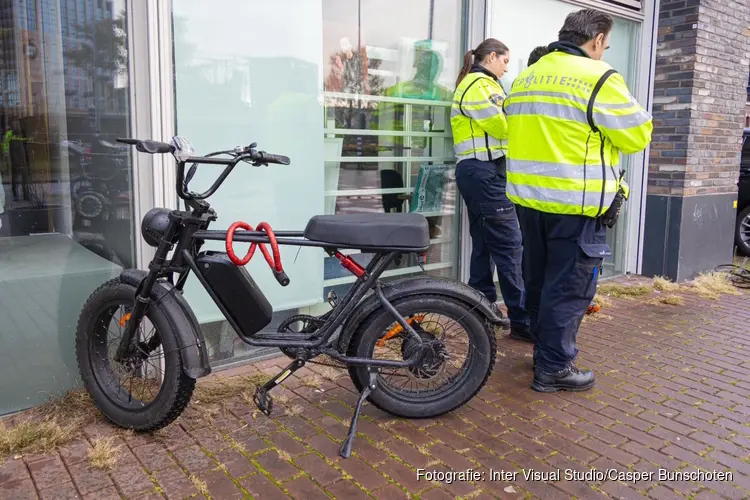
[0,0,740,416]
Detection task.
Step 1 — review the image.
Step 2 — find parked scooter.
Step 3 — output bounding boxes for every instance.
[74,136,508,458]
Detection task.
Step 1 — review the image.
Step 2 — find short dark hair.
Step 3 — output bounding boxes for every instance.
[527,46,549,66]
[558,9,613,46]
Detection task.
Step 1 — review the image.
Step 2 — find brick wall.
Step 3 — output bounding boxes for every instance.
[648,0,750,197]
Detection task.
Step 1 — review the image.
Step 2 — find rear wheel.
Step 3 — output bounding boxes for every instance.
[736,206,750,257]
[75,278,195,431]
[346,295,496,418]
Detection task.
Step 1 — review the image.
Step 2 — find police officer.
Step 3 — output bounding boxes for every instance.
[527,46,549,67]
[451,38,531,340]
[503,9,653,392]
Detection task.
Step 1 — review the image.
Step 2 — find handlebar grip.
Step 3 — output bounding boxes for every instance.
[138,140,175,154]
[260,152,291,165]
[116,138,139,145]
[273,269,290,287]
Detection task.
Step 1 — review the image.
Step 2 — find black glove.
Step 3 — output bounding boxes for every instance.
[600,189,626,228]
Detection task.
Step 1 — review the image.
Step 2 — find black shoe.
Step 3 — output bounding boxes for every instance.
[490,303,511,329]
[531,364,595,393]
[509,325,533,342]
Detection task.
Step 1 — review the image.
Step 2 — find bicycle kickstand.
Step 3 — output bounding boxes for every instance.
[339,366,378,459]
[253,359,305,417]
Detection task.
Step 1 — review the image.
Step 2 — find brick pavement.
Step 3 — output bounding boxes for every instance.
[0,276,749,499]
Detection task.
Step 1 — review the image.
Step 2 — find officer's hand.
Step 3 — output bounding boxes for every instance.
[600,191,625,228]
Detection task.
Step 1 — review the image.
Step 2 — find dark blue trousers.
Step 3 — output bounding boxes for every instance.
[455,157,529,328]
[516,205,611,372]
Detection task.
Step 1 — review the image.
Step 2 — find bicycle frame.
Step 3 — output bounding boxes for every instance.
[103,136,508,459]
[114,145,428,370]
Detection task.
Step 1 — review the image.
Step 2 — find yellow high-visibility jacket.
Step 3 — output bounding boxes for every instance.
[451,66,509,162]
[503,45,653,218]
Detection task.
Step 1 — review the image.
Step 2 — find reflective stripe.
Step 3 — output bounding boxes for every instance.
[453,99,488,107]
[454,137,506,157]
[454,138,477,155]
[505,101,651,130]
[597,109,652,130]
[507,159,605,180]
[451,104,502,120]
[505,101,586,124]
[509,91,637,110]
[507,182,615,213]
[457,149,505,161]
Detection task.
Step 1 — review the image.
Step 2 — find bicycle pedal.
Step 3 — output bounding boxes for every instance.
[253,385,273,416]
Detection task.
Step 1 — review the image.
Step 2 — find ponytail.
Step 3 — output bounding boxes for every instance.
[455,38,509,88]
[455,49,474,88]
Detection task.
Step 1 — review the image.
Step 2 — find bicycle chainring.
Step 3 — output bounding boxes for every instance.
[277,314,325,359]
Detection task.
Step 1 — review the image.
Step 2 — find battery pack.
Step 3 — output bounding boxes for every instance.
[195,251,273,340]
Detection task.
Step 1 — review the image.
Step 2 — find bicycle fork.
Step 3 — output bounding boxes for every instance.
[114,222,178,363]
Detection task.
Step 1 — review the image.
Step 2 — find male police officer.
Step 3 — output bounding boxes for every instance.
[503,9,652,392]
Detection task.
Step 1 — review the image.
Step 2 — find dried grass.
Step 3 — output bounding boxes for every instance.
[0,389,99,456]
[88,437,121,471]
[653,276,680,293]
[688,272,742,300]
[592,293,613,308]
[650,294,684,306]
[193,373,270,405]
[188,474,209,496]
[0,419,74,456]
[597,283,654,299]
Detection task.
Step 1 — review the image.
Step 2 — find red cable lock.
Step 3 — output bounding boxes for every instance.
[225,221,290,286]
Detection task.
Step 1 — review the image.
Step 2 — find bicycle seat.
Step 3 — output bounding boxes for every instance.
[303,213,430,251]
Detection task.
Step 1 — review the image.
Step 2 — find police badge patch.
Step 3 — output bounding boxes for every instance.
[489,93,504,106]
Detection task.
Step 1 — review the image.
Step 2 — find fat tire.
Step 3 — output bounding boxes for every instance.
[736,206,750,257]
[75,277,196,432]
[346,294,496,419]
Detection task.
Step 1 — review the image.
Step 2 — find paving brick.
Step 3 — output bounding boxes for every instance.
[110,463,155,497]
[201,469,245,499]
[240,473,288,499]
[132,442,177,473]
[284,475,331,500]
[377,458,428,494]
[540,434,599,464]
[599,479,648,500]
[67,461,113,496]
[382,438,433,469]
[325,479,371,499]
[59,439,92,467]
[621,441,683,470]
[152,465,198,498]
[580,437,638,467]
[336,455,388,490]
[265,430,308,456]
[646,484,686,500]
[0,458,29,485]
[27,454,69,490]
[83,485,120,499]
[254,450,299,481]
[38,480,80,500]
[292,453,341,486]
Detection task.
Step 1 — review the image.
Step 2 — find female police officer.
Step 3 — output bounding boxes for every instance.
[450,38,531,340]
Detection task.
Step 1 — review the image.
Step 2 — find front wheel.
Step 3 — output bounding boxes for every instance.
[75,278,196,431]
[735,206,750,257]
[347,294,496,419]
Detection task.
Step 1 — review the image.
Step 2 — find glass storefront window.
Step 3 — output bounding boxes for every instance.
[171,0,464,366]
[488,0,641,279]
[0,0,136,413]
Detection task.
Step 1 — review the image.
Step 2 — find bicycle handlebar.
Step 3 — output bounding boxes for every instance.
[115,138,290,204]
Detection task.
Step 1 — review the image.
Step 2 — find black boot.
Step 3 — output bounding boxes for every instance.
[509,324,533,342]
[531,364,595,393]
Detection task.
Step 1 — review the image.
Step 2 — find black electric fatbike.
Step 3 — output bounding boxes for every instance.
[75,136,509,458]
